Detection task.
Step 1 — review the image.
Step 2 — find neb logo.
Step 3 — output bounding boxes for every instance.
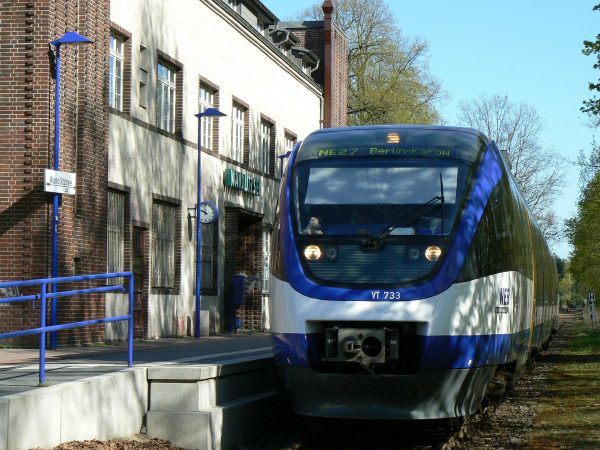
[500,287,510,306]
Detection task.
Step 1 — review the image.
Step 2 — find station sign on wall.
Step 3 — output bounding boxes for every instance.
[223,168,260,196]
[44,169,76,195]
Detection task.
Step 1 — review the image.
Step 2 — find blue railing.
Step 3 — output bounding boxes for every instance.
[0,272,134,385]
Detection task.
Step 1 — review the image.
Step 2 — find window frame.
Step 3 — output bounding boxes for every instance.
[199,221,219,293]
[151,200,179,290]
[156,61,177,133]
[259,120,272,175]
[279,131,297,179]
[198,85,214,150]
[262,229,271,294]
[109,33,125,111]
[231,103,246,163]
[107,189,126,283]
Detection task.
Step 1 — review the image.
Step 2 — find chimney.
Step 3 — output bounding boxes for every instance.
[322,0,334,128]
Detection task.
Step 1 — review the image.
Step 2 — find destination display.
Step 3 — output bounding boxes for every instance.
[296,127,485,163]
[312,146,454,159]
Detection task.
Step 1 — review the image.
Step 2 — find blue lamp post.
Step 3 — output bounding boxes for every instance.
[194,108,226,338]
[49,32,93,349]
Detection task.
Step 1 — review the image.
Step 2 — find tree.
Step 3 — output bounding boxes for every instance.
[582,3,600,127]
[457,95,564,243]
[567,172,600,297]
[576,139,600,189]
[299,0,445,125]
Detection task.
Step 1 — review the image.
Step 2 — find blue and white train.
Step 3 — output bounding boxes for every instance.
[268,125,558,420]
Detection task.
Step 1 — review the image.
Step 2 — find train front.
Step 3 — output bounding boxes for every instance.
[269,125,502,420]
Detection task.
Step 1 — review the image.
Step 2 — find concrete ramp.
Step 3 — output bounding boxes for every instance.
[146,356,279,450]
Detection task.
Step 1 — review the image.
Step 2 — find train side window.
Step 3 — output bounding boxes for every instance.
[491,187,510,241]
[457,204,490,282]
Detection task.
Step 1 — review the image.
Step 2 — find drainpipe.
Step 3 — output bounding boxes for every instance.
[322,0,333,128]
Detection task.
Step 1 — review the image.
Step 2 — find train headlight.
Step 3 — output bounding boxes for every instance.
[304,245,322,261]
[425,245,442,262]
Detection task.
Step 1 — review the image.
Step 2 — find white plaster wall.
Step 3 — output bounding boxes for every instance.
[108,0,322,338]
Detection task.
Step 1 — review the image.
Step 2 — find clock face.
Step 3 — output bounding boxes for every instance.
[199,201,218,224]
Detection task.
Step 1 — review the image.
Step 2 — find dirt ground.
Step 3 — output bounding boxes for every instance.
[45,436,182,449]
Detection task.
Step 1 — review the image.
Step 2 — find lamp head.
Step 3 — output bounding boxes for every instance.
[50,32,93,47]
[195,107,226,119]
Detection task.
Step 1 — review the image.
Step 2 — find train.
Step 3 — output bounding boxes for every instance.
[268,125,558,420]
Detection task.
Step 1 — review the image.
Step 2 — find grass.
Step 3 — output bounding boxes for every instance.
[526,314,600,449]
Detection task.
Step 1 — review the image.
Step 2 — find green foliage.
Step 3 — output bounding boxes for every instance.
[300,0,444,125]
[568,172,600,295]
[558,259,587,307]
[581,3,600,125]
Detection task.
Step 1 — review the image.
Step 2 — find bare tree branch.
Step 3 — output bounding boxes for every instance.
[458,95,565,243]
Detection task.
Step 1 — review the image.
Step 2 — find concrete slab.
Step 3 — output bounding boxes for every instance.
[0,399,7,450]
[147,410,212,450]
[103,368,147,438]
[7,386,62,450]
[60,368,147,442]
[151,379,216,411]
[147,356,274,381]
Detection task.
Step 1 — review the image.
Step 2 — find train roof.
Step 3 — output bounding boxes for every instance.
[296,125,490,164]
[308,124,488,138]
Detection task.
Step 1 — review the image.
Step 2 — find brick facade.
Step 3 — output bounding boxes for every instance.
[0,0,109,346]
[330,23,348,128]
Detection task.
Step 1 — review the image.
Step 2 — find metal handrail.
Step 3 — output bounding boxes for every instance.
[0,272,134,385]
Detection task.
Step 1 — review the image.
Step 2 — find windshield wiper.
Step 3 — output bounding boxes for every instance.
[365,173,447,246]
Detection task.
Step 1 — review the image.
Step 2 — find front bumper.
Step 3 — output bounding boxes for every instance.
[277,365,495,420]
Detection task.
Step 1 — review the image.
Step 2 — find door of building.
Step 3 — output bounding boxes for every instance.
[132,227,146,338]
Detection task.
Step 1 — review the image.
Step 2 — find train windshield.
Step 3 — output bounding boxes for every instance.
[291,158,473,286]
[294,159,470,237]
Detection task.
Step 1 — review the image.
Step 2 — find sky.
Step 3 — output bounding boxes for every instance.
[262,0,599,258]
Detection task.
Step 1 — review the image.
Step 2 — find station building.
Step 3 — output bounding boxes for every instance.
[0,0,347,344]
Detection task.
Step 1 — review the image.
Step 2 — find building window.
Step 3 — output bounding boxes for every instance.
[157,61,176,133]
[231,103,245,163]
[284,133,296,154]
[200,223,216,290]
[199,84,215,150]
[262,230,271,294]
[259,120,272,174]
[107,190,125,281]
[109,33,125,111]
[279,132,297,178]
[152,201,177,288]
